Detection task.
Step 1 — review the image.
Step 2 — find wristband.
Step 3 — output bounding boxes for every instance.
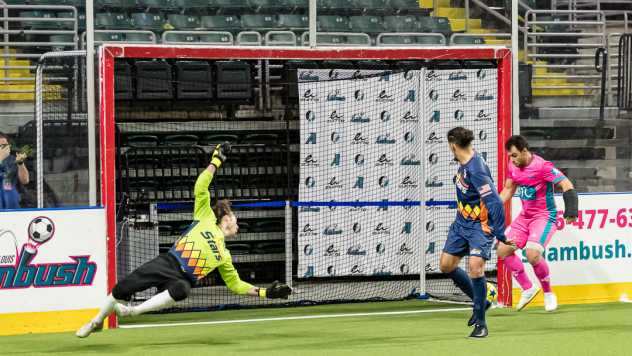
[258,288,267,298]
[16,161,24,165]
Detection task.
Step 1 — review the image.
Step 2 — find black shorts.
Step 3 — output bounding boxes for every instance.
[113,253,192,301]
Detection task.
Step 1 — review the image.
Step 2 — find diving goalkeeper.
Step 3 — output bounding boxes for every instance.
[77,143,292,338]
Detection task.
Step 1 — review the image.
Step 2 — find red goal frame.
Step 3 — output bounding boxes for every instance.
[98,45,513,328]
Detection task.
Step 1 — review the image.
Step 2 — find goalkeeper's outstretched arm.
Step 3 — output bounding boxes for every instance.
[218,259,293,299]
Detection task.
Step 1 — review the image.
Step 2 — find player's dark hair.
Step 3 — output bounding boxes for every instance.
[0,131,8,141]
[447,127,474,148]
[212,199,233,223]
[505,135,530,152]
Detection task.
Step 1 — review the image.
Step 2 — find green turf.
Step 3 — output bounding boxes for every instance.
[2,300,632,355]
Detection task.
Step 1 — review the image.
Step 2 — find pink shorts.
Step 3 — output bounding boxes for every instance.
[504,215,557,251]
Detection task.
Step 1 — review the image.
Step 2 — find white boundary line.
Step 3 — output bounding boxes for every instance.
[119,307,471,329]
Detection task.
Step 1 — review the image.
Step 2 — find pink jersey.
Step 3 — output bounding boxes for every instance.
[508,154,567,220]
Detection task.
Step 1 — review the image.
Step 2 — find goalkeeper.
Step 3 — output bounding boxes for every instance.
[77,143,292,338]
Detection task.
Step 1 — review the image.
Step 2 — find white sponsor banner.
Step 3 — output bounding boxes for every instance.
[0,208,107,314]
[298,69,421,277]
[511,193,632,287]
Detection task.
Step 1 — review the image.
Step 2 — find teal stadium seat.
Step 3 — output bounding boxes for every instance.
[131,13,166,31]
[319,0,354,12]
[29,0,58,5]
[380,36,415,45]
[94,32,125,42]
[57,12,84,31]
[125,135,158,147]
[172,0,209,9]
[167,15,201,30]
[101,0,137,9]
[452,36,486,45]
[419,17,452,38]
[95,13,131,30]
[346,35,372,46]
[241,134,278,145]
[164,33,199,43]
[174,61,213,100]
[225,243,251,255]
[250,0,286,13]
[126,32,155,43]
[212,0,250,10]
[277,14,309,30]
[267,32,296,46]
[162,135,199,146]
[238,33,262,46]
[304,34,345,45]
[137,0,173,9]
[241,15,278,30]
[158,225,172,237]
[321,60,354,69]
[317,16,349,32]
[64,0,87,6]
[201,15,241,32]
[200,134,239,146]
[355,0,387,15]
[286,0,309,11]
[415,34,444,45]
[20,11,56,30]
[390,0,423,11]
[357,60,388,69]
[199,33,233,45]
[384,15,418,32]
[50,35,76,51]
[253,242,284,254]
[350,16,384,34]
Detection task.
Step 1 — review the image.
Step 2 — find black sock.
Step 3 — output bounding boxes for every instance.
[444,267,474,300]
[472,276,487,327]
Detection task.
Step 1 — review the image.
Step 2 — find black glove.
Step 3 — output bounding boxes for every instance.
[210,142,231,169]
[563,189,578,218]
[258,281,292,299]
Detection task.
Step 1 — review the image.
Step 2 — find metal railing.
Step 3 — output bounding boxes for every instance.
[524,10,607,94]
[264,31,296,46]
[618,34,631,110]
[1,4,78,91]
[467,0,527,34]
[237,31,262,46]
[300,32,371,47]
[81,30,156,49]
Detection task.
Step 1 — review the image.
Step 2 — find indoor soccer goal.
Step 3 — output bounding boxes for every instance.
[96,45,511,327]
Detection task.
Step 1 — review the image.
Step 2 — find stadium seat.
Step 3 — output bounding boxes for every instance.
[307,34,346,45]
[57,12,85,31]
[174,61,213,100]
[167,15,201,30]
[95,13,131,30]
[123,134,157,147]
[354,0,387,15]
[251,220,284,232]
[317,16,350,32]
[236,222,250,232]
[389,0,423,12]
[464,60,494,69]
[383,15,418,32]
[200,134,239,146]
[319,0,354,13]
[285,0,309,11]
[418,17,452,38]
[64,0,87,7]
[158,225,172,237]
[350,16,384,34]
[379,36,415,45]
[452,36,486,45]
[50,35,76,52]
[114,61,133,100]
[101,0,137,10]
[20,12,57,30]
[396,60,424,70]
[277,14,309,30]
[346,35,372,46]
[137,0,173,9]
[241,134,278,145]
[357,60,388,69]
[237,32,262,46]
[415,35,444,45]
[131,13,166,31]
[201,15,241,32]
[211,0,250,10]
[199,33,233,45]
[225,243,251,255]
[266,32,296,46]
[126,32,155,43]
[241,15,278,31]
[250,0,286,13]
[162,135,199,146]
[215,61,252,100]
[253,242,284,254]
[94,32,125,42]
[321,60,354,69]
[172,0,209,9]
[135,60,173,100]
[164,33,198,43]
[29,0,58,5]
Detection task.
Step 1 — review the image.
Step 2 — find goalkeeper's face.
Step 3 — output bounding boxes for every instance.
[222,214,239,236]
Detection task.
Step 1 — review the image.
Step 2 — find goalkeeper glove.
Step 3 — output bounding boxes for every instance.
[258,281,292,299]
[210,142,231,169]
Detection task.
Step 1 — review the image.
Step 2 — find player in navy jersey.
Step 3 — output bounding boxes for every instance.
[439,127,516,338]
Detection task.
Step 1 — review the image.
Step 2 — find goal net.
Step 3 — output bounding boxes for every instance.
[98,46,511,316]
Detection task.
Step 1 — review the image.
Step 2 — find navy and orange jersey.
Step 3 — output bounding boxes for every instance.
[453,152,507,242]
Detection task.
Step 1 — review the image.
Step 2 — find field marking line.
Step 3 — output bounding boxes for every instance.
[119,307,472,329]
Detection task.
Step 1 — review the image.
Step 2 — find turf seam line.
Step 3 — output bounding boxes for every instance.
[119,307,472,329]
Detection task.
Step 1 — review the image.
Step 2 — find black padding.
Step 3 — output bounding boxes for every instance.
[166,279,191,301]
[112,274,141,300]
[563,189,578,218]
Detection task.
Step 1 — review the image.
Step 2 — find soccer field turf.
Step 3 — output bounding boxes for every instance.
[2,300,632,355]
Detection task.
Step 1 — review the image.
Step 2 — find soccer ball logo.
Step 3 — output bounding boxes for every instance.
[429,153,438,165]
[305,177,315,188]
[305,111,316,122]
[355,154,365,165]
[428,90,438,101]
[454,109,464,121]
[354,90,365,101]
[27,217,54,253]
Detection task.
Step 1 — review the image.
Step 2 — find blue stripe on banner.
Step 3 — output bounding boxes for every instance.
[157,203,194,210]
[157,202,287,210]
[425,201,458,207]
[291,201,421,207]
[232,202,287,207]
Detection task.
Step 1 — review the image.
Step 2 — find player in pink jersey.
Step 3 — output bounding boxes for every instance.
[498,135,578,312]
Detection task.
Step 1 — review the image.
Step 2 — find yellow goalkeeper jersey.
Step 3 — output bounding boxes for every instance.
[168,170,253,295]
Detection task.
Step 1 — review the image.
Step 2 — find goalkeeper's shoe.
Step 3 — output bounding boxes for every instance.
[469,324,488,339]
[543,292,558,312]
[114,303,134,317]
[468,299,492,327]
[76,320,103,338]
[517,285,541,311]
